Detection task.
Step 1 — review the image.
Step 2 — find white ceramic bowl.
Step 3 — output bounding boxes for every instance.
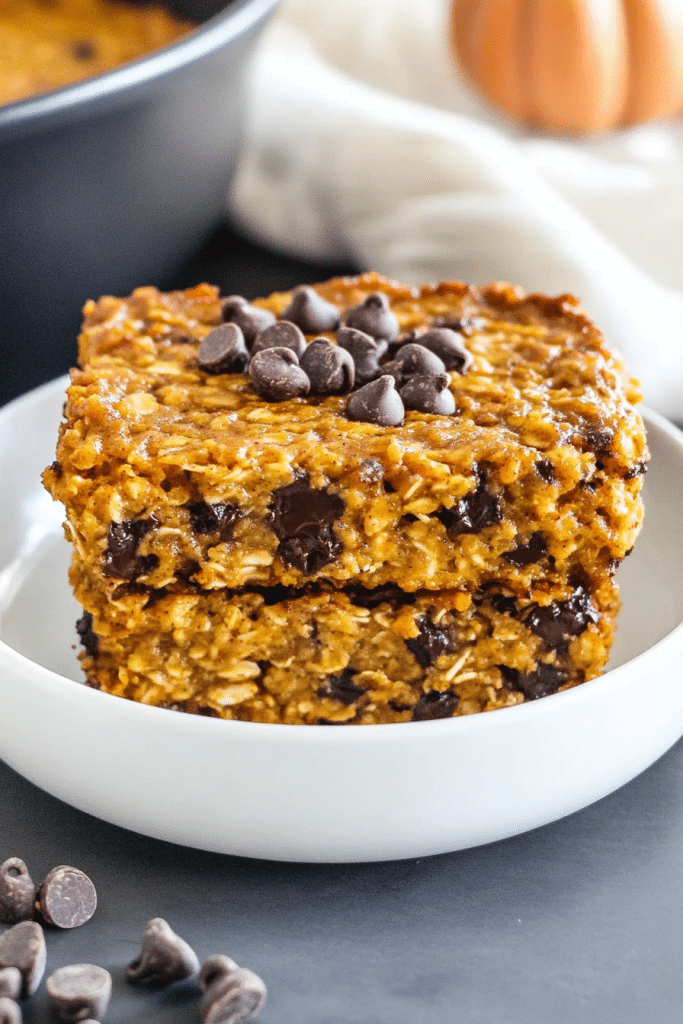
[1,378,682,863]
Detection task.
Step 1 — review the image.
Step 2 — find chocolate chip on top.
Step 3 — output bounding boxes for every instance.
[198,323,249,375]
[412,327,473,372]
[221,295,276,344]
[346,375,405,427]
[401,373,456,415]
[249,348,310,401]
[300,338,355,394]
[281,285,341,334]
[344,290,400,341]
[383,342,446,386]
[250,320,306,359]
[335,327,386,385]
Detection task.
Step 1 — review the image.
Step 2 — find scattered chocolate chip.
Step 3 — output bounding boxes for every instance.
[499,663,568,700]
[176,559,201,582]
[267,476,344,575]
[384,343,445,386]
[75,611,98,659]
[535,459,554,482]
[346,375,405,427]
[187,502,241,543]
[299,338,355,395]
[405,616,453,668]
[346,583,416,610]
[50,460,63,479]
[408,327,472,373]
[250,320,306,359]
[488,592,518,616]
[400,373,456,416]
[280,286,340,334]
[411,690,459,721]
[102,515,159,582]
[335,327,386,385]
[388,700,411,713]
[0,969,22,1001]
[0,861,36,926]
[38,866,97,929]
[624,460,648,480]
[436,471,501,536]
[70,39,96,61]
[249,348,310,401]
[198,324,249,375]
[523,587,599,651]
[344,291,400,342]
[316,719,343,725]
[45,964,111,1023]
[200,961,267,1024]
[503,531,547,567]
[0,922,47,997]
[583,425,613,452]
[199,956,239,993]
[221,297,276,344]
[318,668,365,706]
[0,997,21,1024]
[127,918,199,987]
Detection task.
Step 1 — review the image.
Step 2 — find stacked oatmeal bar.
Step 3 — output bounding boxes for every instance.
[43,273,648,723]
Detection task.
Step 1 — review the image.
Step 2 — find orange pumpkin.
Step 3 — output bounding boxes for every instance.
[449,0,683,133]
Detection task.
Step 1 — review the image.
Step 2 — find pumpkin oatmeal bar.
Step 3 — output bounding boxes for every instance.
[43,272,648,723]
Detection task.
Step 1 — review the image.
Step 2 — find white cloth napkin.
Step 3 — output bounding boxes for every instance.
[228,0,683,421]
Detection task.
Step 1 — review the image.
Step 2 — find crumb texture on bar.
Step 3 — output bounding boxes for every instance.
[43,273,648,724]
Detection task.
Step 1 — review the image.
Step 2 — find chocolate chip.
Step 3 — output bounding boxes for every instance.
[250,321,306,359]
[70,39,96,61]
[199,956,239,994]
[583,425,613,452]
[499,663,568,700]
[624,460,648,480]
[267,476,344,575]
[523,587,599,652]
[335,327,386,385]
[346,375,405,427]
[503,531,547,567]
[400,373,456,416]
[346,583,416,610]
[45,964,111,1023]
[0,997,21,1024]
[280,285,340,334]
[102,515,159,582]
[411,691,459,721]
[405,616,453,667]
[318,668,365,705]
[75,611,98,659]
[201,966,267,1024]
[384,343,446,386]
[0,922,47,997]
[344,291,400,341]
[127,918,199,987]
[198,324,249,374]
[436,471,501,536]
[487,592,518,616]
[0,969,22,1001]
[221,296,276,344]
[176,559,201,582]
[0,860,36,926]
[299,338,355,395]
[50,460,63,479]
[187,502,241,543]
[408,327,472,373]
[38,866,97,929]
[248,348,310,401]
[535,459,554,482]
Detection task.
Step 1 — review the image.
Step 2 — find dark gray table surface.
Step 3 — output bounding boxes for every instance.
[3,227,683,1024]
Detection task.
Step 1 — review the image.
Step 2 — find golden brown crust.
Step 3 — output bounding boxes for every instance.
[44,273,648,723]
